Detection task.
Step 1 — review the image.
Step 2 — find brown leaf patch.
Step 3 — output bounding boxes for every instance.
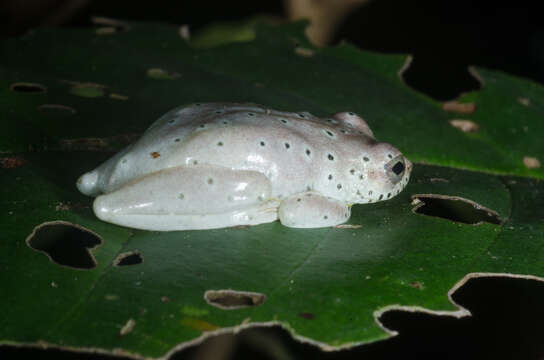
[449,119,480,133]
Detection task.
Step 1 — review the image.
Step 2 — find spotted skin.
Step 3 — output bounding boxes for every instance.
[77,103,412,230]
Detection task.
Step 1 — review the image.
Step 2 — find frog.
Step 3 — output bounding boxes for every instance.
[77,102,412,231]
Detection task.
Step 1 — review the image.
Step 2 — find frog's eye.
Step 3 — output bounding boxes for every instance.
[392,161,405,176]
[385,155,405,184]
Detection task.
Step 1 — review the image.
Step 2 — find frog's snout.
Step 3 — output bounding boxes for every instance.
[77,171,99,196]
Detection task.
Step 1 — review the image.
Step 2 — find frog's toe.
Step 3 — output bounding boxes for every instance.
[77,170,100,196]
[93,194,115,223]
[279,192,350,228]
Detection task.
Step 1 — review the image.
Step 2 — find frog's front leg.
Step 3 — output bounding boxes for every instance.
[93,165,279,231]
[279,192,351,228]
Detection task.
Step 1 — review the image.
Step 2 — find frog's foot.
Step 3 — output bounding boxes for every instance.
[278,192,351,228]
[92,165,279,231]
[77,170,99,196]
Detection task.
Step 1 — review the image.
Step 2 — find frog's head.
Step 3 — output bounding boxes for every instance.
[356,142,412,203]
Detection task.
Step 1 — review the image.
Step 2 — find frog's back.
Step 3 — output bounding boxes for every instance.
[80,103,368,197]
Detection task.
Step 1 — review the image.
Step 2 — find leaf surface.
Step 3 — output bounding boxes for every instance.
[1,21,543,358]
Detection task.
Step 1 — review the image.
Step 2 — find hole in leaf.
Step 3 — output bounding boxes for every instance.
[114,251,143,267]
[204,289,266,310]
[25,221,102,270]
[398,55,482,101]
[9,82,47,93]
[375,276,544,359]
[411,194,503,225]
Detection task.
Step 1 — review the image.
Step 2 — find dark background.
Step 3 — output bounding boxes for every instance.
[2,0,543,100]
[1,0,543,359]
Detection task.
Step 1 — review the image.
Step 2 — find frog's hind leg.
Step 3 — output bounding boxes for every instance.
[279,192,351,228]
[92,165,279,231]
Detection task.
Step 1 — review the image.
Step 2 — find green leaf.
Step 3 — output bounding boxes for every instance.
[1,21,543,358]
[188,16,278,48]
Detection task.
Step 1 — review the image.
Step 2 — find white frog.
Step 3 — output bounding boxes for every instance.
[77,103,412,231]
